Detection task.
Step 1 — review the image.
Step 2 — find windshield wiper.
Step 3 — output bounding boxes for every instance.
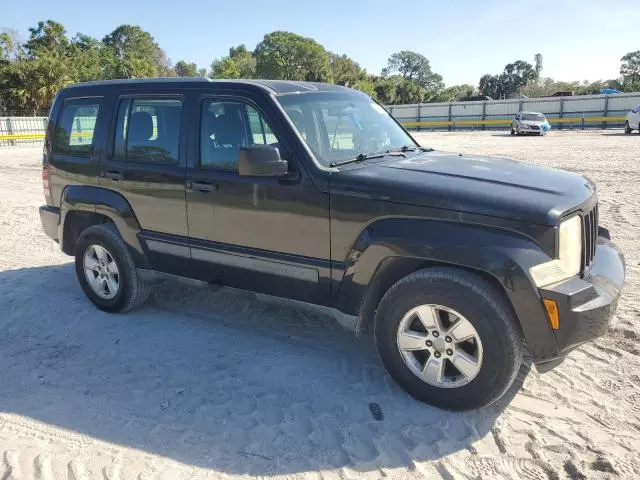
[389,145,434,153]
[329,150,407,168]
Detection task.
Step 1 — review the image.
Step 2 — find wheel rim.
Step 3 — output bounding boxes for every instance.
[396,304,484,389]
[83,244,120,300]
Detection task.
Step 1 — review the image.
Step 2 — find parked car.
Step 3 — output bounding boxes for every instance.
[39,79,625,410]
[511,112,551,135]
[624,105,640,134]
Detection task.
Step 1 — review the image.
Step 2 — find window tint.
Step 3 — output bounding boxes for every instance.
[200,100,280,171]
[114,98,182,164]
[53,99,101,157]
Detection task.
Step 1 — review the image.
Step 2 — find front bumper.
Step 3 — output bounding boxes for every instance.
[39,205,60,242]
[537,236,625,369]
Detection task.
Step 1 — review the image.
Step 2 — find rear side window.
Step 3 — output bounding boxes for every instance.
[114,97,183,164]
[52,99,101,157]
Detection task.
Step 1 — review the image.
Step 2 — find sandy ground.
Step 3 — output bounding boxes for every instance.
[0,130,638,479]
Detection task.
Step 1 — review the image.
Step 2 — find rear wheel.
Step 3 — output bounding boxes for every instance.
[374,267,523,410]
[74,224,151,312]
[625,121,632,134]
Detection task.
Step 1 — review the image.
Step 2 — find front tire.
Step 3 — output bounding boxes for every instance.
[625,121,632,134]
[74,223,151,312]
[374,267,523,410]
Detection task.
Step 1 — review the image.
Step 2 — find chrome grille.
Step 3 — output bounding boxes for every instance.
[582,203,598,273]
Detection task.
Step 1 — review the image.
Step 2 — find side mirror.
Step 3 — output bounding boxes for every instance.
[238,145,288,177]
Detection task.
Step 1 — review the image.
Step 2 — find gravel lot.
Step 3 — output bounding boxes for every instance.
[0,130,638,479]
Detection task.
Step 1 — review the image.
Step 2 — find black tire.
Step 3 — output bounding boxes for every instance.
[625,121,632,134]
[510,128,515,135]
[374,267,523,410]
[74,223,151,312]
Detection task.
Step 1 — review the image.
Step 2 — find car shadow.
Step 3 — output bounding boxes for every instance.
[0,263,528,476]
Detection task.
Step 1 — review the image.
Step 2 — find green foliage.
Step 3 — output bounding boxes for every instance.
[433,84,476,102]
[174,60,198,77]
[210,44,256,79]
[383,50,443,96]
[102,25,161,78]
[479,59,537,99]
[329,53,365,85]
[254,31,331,82]
[620,51,640,85]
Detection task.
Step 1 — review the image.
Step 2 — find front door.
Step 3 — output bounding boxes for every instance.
[100,92,189,276]
[185,93,331,304]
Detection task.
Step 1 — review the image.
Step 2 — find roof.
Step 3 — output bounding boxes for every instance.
[64,78,352,95]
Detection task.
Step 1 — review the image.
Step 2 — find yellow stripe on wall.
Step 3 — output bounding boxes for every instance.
[401,115,627,128]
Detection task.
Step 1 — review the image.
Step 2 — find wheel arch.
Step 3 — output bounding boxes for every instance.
[336,218,561,362]
[59,185,148,267]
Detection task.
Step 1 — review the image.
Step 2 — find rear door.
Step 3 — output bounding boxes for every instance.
[100,90,189,275]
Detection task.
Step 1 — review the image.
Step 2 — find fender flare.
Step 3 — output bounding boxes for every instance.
[336,217,560,361]
[59,185,147,266]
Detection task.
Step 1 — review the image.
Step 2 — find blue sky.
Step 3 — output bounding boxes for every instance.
[3,0,639,86]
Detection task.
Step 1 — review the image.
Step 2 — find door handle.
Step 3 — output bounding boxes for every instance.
[103,170,122,181]
[186,180,217,193]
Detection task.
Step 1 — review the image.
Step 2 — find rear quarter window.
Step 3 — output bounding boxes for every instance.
[52,99,102,157]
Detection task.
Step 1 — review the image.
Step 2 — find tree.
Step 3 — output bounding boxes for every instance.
[3,55,73,113]
[0,30,21,62]
[479,60,536,99]
[534,53,543,78]
[174,60,198,77]
[228,44,256,78]
[102,25,161,78]
[254,31,331,81]
[69,34,104,82]
[210,56,240,79]
[434,84,476,102]
[25,20,69,57]
[621,51,640,85]
[329,53,365,86]
[383,50,443,96]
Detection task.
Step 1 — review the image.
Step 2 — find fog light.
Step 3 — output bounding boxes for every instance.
[543,299,559,330]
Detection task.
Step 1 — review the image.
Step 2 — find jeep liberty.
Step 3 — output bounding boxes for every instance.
[39,79,626,410]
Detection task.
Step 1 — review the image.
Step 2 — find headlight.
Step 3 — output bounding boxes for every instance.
[530,215,582,287]
[519,123,529,129]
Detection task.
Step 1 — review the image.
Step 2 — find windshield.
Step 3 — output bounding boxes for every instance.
[521,113,545,121]
[276,91,417,167]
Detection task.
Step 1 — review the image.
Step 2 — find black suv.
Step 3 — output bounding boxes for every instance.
[39,78,625,410]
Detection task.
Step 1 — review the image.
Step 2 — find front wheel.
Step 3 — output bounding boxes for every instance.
[374,267,523,410]
[74,223,151,312]
[625,121,632,134]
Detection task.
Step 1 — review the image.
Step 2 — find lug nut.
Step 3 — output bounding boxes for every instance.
[432,331,440,338]
[434,352,441,358]
[446,349,453,356]
[445,336,452,343]
[425,340,433,347]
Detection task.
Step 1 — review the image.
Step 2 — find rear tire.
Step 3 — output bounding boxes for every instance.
[374,267,523,410]
[74,223,151,312]
[625,121,632,134]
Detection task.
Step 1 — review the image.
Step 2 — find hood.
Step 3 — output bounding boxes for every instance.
[332,150,595,225]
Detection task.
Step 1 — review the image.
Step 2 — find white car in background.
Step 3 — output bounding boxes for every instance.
[624,105,640,134]
[511,112,551,136]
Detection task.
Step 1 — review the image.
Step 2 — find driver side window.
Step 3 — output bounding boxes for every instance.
[200,100,280,171]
